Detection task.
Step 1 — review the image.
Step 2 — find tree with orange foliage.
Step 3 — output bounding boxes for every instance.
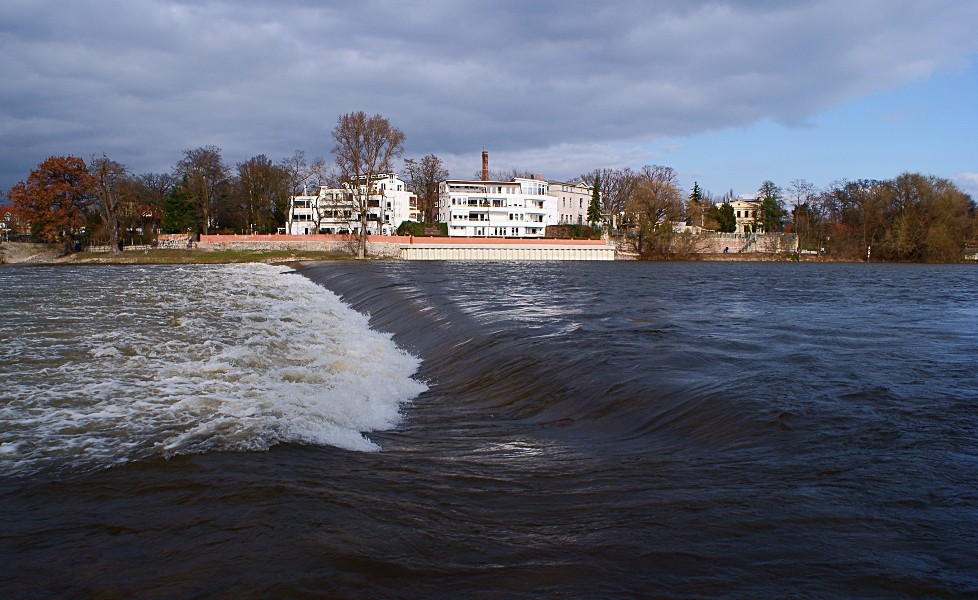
[8,156,95,247]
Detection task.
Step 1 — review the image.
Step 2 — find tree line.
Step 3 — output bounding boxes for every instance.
[4,112,440,258]
[5,111,976,261]
[578,166,976,262]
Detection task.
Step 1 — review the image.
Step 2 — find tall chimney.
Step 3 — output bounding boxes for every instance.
[482,150,489,181]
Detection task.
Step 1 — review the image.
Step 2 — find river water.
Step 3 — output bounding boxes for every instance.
[1,261,976,598]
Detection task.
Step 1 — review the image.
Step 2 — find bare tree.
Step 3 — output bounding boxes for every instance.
[174,146,228,234]
[124,172,171,242]
[637,164,678,186]
[786,179,820,249]
[279,150,310,234]
[581,167,637,228]
[306,157,334,188]
[404,154,449,223]
[331,112,405,259]
[90,155,131,254]
[474,168,535,181]
[625,167,683,257]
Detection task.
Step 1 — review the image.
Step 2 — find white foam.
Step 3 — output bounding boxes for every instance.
[0,264,427,475]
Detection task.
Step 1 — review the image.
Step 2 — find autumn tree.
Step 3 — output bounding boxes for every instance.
[404,154,449,223]
[820,179,888,259]
[174,146,228,234]
[877,173,974,262]
[8,155,95,247]
[332,112,405,259]
[625,165,683,256]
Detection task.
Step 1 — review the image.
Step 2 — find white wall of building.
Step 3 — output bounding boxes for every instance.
[730,196,763,234]
[438,177,558,237]
[547,180,593,225]
[286,174,418,235]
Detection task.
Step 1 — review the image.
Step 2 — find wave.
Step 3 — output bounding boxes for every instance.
[300,262,781,454]
[0,264,427,476]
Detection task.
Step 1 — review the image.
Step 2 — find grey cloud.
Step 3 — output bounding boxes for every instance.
[2,0,977,189]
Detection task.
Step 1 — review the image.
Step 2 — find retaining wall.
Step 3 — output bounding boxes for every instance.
[694,233,798,254]
[199,234,613,260]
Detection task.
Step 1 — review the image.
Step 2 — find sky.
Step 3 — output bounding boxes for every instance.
[2,0,977,201]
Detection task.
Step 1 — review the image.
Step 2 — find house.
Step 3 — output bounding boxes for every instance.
[730,195,764,234]
[286,174,418,236]
[437,175,558,237]
[547,179,594,226]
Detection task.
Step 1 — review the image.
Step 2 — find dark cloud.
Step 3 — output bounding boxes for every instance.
[2,0,976,189]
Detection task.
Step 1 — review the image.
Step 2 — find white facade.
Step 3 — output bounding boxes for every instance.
[287,174,418,236]
[547,179,594,225]
[438,177,558,237]
[730,195,763,234]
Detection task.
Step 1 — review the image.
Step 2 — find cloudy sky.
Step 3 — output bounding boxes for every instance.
[3,0,977,199]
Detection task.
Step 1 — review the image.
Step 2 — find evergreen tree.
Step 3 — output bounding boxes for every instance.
[713,202,736,233]
[757,180,786,232]
[686,181,704,227]
[587,174,602,226]
[161,178,197,233]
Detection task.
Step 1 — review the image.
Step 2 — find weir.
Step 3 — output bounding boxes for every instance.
[401,242,615,261]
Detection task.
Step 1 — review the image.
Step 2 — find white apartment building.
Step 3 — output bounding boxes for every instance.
[547,179,594,225]
[438,176,558,237]
[287,174,418,236]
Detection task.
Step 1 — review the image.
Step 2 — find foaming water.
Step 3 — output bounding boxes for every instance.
[0,264,426,475]
[2,261,977,598]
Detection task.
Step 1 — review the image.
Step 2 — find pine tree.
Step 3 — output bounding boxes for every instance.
[587,174,602,226]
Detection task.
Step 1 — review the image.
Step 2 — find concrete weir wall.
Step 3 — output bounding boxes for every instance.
[398,236,614,261]
[199,234,615,261]
[402,243,614,261]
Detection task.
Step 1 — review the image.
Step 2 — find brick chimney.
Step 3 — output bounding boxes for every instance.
[482,150,489,181]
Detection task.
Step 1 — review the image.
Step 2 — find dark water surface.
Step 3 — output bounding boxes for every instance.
[2,261,977,598]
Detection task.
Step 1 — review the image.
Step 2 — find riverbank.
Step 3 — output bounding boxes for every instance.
[1,241,848,265]
[0,242,352,265]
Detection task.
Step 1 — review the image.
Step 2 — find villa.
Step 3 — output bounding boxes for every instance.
[286,173,418,236]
